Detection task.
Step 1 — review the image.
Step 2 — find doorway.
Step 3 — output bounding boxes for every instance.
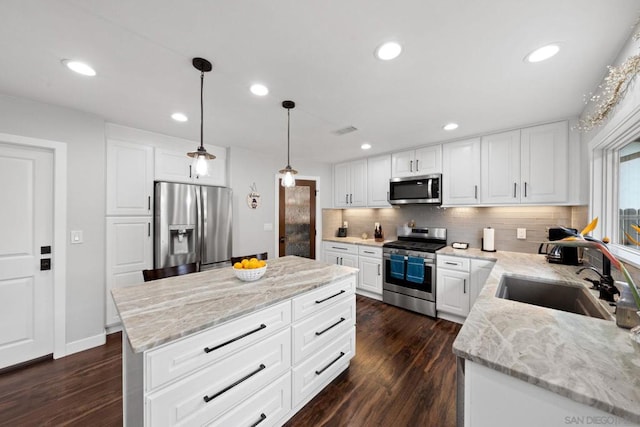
[278,179,317,259]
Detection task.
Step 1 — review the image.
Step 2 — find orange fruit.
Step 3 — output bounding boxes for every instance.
[233,262,243,269]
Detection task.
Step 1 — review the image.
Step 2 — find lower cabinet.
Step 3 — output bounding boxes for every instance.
[436,254,495,324]
[323,242,358,268]
[123,276,356,426]
[323,241,383,299]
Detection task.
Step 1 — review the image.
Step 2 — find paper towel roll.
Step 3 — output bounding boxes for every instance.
[483,227,495,251]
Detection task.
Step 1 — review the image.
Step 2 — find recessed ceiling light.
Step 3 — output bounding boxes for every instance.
[250,83,269,96]
[443,123,459,131]
[361,143,372,150]
[61,59,96,76]
[375,42,402,61]
[171,112,188,122]
[525,44,560,63]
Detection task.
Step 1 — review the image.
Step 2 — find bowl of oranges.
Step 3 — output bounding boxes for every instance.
[232,257,267,282]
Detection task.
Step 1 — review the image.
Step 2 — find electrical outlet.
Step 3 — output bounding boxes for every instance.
[517,228,526,240]
[343,221,348,228]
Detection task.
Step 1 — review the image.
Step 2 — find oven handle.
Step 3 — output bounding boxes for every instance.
[383,253,435,264]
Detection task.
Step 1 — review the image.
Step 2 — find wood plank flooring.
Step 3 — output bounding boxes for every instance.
[0,296,460,426]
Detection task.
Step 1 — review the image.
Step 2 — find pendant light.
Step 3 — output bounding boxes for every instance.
[187,57,216,176]
[279,100,298,187]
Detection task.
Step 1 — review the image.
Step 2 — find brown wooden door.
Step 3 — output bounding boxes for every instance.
[278,179,316,259]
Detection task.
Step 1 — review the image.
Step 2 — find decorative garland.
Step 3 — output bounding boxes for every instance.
[577,30,640,132]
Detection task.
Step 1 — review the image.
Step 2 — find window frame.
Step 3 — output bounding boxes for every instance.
[589,105,640,268]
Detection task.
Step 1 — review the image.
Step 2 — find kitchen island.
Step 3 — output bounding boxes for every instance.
[112,255,358,426]
[443,248,640,426]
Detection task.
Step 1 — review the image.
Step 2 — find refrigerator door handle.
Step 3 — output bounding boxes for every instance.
[195,186,203,264]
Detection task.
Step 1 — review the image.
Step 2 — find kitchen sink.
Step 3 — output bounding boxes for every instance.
[495,275,611,319]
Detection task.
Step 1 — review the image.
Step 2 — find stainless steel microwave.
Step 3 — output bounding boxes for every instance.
[388,174,442,205]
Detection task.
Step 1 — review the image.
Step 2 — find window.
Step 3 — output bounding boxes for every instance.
[619,140,640,249]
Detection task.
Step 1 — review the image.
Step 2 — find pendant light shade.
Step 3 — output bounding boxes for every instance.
[187,57,216,175]
[279,100,298,188]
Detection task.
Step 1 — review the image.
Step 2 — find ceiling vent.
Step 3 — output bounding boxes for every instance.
[333,126,358,135]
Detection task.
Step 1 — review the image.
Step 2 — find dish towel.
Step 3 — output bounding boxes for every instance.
[406,256,425,284]
[390,254,405,280]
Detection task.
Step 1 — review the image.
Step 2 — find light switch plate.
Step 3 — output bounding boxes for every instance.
[517,228,526,240]
[71,230,83,244]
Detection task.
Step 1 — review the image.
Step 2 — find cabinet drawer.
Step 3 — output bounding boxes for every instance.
[437,255,470,272]
[145,301,291,391]
[323,241,358,254]
[358,246,382,258]
[292,276,355,321]
[205,372,291,427]
[292,328,355,408]
[146,328,291,427]
[293,297,355,364]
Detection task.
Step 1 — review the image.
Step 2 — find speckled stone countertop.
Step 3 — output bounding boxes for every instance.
[442,247,640,423]
[111,256,358,353]
[323,237,388,247]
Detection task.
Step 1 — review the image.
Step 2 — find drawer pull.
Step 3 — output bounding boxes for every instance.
[331,246,349,251]
[204,324,267,353]
[315,351,346,376]
[315,317,346,336]
[203,364,266,403]
[315,289,346,304]
[363,250,375,254]
[445,262,459,266]
[249,413,267,427]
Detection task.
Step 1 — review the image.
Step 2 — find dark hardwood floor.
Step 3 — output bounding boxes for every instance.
[0,296,460,427]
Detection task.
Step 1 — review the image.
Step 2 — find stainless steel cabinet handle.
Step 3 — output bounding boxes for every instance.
[203,364,266,403]
[345,194,348,204]
[204,324,267,353]
[524,182,528,197]
[331,246,348,251]
[148,222,150,237]
[336,256,339,264]
[474,185,478,199]
[315,317,346,336]
[350,193,352,204]
[364,250,375,254]
[189,164,192,178]
[463,279,467,294]
[315,352,346,375]
[340,257,343,264]
[416,159,419,171]
[249,414,267,427]
[315,289,346,304]
[410,160,413,172]
[148,196,151,211]
[445,261,458,266]
[513,183,517,198]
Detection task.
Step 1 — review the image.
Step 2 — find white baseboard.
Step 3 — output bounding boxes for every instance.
[64,331,106,356]
[106,323,123,335]
[355,289,383,301]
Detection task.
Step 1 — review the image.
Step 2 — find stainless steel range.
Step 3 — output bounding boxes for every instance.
[382,226,447,317]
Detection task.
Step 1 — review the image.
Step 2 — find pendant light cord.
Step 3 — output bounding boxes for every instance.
[200,71,204,150]
[287,107,291,167]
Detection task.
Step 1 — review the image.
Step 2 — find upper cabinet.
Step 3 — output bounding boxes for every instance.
[442,138,481,205]
[367,155,391,207]
[334,159,367,208]
[155,146,227,187]
[481,121,568,204]
[391,145,441,177]
[106,139,154,216]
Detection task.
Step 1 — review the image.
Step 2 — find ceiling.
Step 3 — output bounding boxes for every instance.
[1,1,638,164]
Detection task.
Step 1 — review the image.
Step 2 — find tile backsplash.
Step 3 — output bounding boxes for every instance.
[323,205,589,254]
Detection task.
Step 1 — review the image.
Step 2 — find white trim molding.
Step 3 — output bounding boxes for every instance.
[0,132,68,359]
[65,332,106,356]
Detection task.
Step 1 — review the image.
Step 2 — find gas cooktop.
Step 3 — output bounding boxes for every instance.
[383,240,446,253]
[382,226,447,253]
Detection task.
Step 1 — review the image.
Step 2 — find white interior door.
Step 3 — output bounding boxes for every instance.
[0,143,54,369]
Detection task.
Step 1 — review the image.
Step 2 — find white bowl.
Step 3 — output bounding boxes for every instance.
[233,265,267,282]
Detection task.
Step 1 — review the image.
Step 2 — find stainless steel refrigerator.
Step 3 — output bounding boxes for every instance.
[154,181,232,269]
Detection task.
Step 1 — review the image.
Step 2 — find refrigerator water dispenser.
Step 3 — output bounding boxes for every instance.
[169,225,195,256]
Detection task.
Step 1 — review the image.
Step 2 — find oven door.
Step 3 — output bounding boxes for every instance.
[383,253,435,301]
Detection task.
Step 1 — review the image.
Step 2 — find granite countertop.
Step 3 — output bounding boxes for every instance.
[445,247,640,423]
[323,237,388,247]
[111,256,358,353]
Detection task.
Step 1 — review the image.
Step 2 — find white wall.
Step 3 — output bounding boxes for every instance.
[229,146,332,258]
[0,94,106,345]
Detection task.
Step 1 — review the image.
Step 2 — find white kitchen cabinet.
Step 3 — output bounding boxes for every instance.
[357,246,383,298]
[323,242,358,268]
[106,140,154,216]
[442,138,481,205]
[155,146,227,187]
[391,145,441,177]
[480,130,521,204]
[436,256,471,321]
[333,159,367,207]
[367,154,391,207]
[105,217,152,328]
[481,121,568,204]
[520,121,568,203]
